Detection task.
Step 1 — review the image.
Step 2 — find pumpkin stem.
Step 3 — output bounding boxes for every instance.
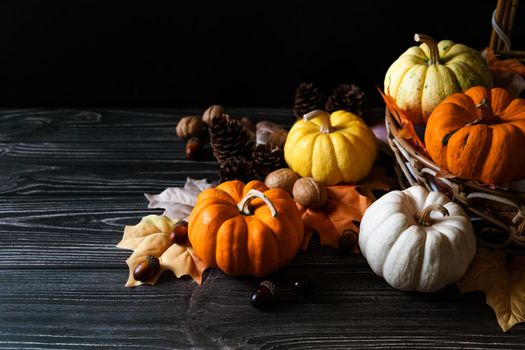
[237,189,278,218]
[414,33,440,65]
[303,110,334,134]
[415,204,449,227]
[471,98,496,124]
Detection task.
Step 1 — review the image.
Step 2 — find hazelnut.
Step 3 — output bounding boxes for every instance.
[176,116,204,139]
[268,129,288,148]
[292,177,327,209]
[202,105,227,125]
[265,168,299,194]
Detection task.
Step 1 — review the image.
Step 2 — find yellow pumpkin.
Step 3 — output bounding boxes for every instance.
[384,34,493,125]
[284,110,378,185]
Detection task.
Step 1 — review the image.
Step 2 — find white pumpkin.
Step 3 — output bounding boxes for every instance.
[359,186,476,292]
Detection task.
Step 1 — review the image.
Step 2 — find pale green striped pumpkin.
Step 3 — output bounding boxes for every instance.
[384,34,493,125]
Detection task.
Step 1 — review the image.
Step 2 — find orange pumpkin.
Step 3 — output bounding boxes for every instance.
[188,180,304,276]
[425,86,525,184]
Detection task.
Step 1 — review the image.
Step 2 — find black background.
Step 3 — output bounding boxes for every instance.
[0,0,522,108]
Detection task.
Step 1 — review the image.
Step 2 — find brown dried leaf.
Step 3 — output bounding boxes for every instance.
[457,247,525,332]
[117,215,208,287]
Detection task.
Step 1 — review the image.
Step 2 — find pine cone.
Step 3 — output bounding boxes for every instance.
[293,82,324,119]
[325,84,368,116]
[252,144,284,180]
[209,114,255,163]
[219,156,257,183]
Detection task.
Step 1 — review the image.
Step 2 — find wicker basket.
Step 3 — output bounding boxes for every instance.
[385,109,525,253]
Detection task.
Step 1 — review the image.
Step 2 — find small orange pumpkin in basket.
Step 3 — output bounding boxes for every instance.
[425,86,525,184]
[188,180,304,277]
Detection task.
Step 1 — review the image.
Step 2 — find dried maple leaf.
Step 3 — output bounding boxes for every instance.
[378,87,428,157]
[484,48,525,77]
[145,178,215,220]
[484,48,525,98]
[298,184,379,251]
[457,247,525,332]
[117,215,207,287]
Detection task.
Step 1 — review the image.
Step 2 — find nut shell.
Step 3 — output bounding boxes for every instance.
[268,129,288,148]
[292,177,327,209]
[176,116,204,139]
[202,105,227,125]
[265,168,299,194]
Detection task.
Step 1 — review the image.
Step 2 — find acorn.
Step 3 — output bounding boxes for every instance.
[133,255,160,282]
[176,116,204,139]
[292,274,316,296]
[265,168,299,194]
[292,177,327,209]
[250,280,276,310]
[169,220,188,245]
[185,137,202,160]
[339,229,358,253]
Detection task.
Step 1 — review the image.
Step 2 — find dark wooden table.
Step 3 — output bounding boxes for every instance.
[1,108,524,349]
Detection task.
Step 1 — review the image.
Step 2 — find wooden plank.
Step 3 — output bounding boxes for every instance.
[1,268,524,349]
[0,195,361,268]
[0,108,296,143]
[0,161,219,195]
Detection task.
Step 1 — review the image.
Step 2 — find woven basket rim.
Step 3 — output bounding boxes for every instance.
[385,108,525,200]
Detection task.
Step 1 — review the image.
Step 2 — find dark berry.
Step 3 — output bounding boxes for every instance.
[292,274,316,296]
[250,280,276,310]
[133,255,160,282]
[169,220,188,245]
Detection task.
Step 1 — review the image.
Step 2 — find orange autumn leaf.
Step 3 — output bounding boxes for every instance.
[117,215,207,287]
[298,171,393,251]
[485,48,525,77]
[457,247,525,332]
[378,87,428,156]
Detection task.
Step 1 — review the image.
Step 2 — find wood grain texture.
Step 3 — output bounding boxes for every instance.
[0,108,295,142]
[1,108,524,349]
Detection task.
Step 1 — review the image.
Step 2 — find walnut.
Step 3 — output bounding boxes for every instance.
[265,168,299,194]
[292,177,327,209]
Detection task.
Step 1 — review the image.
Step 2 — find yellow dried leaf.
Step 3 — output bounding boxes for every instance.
[117,215,208,287]
[117,214,176,250]
[457,247,525,332]
[125,232,173,287]
[160,244,207,285]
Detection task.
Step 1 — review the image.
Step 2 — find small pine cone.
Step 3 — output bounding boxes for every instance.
[210,114,255,163]
[325,84,368,116]
[293,82,324,119]
[219,156,257,183]
[252,144,284,180]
